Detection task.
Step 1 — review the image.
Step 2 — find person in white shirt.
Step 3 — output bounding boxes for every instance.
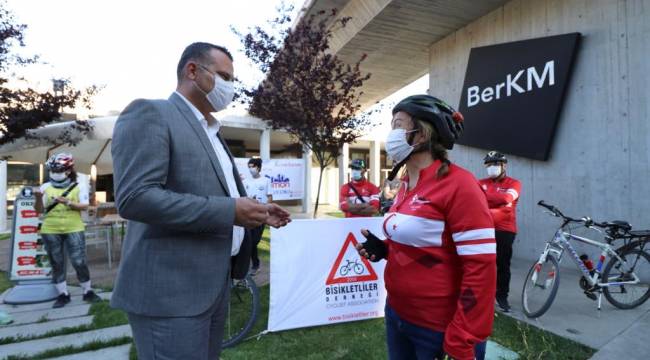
[244,158,272,275]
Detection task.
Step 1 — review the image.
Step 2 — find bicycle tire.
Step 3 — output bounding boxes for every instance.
[340,265,349,276]
[521,255,560,318]
[354,263,364,274]
[602,248,650,309]
[222,275,260,349]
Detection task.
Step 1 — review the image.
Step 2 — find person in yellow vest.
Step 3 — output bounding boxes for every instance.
[34,153,101,308]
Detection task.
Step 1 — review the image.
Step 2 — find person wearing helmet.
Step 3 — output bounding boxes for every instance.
[33,153,101,308]
[339,158,381,217]
[479,151,522,313]
[356,95,496,360]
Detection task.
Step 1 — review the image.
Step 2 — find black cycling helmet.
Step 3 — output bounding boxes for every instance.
[392,95,464,150]
[350,159,366,170]
[484,150,507,164]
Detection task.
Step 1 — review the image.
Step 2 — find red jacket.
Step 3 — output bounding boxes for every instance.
[478,176,521,233]
[383,161,496,360]
[339,179,380,218]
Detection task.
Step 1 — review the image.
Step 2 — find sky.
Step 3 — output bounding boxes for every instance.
[5,0,428,139]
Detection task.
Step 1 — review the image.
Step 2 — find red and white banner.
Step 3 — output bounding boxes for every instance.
[269,218,387,331]
[9,189,51,281]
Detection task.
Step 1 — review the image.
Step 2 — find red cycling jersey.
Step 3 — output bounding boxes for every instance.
[339,178,380,218]
[383,161,496,360]
[478,176,521,233]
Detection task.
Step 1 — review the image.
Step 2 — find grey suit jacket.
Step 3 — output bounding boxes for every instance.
[110,93,247,317]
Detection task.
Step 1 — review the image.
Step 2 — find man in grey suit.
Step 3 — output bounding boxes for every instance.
[111,42,291,360]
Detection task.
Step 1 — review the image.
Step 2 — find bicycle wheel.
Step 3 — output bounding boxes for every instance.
[340,265,349,276]
[354,263,364,274]
[521,255,560,318]
[222,275,260,349]
[602,249,650,309]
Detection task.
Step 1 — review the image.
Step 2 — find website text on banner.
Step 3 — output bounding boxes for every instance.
[10,188,52,281]
[235,158,305,201]
[269,218,386,332]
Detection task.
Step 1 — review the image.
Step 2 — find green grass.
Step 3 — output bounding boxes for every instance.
[326,211,345,218]
[220,285,595,360]
[0,271,12,293]
[492,312,595,360]
[0,233,10,241]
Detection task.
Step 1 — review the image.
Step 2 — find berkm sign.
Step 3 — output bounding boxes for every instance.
[457,33,581,160]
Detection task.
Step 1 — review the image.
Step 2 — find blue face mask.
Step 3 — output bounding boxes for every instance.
[352,170,363,181]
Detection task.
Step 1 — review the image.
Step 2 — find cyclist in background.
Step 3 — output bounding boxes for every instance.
[479,151,522,313]
[356,95,496,360]
[244,158,272,276]
[34,153,101,308]
[339,159,380,217]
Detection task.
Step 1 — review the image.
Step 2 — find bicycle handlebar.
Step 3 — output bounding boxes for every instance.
[537,200,626,233]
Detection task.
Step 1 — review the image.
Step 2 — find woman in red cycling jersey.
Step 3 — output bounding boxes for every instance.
[357,95,496,360]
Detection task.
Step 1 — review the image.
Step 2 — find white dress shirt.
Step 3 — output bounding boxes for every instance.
[175,92,245,255]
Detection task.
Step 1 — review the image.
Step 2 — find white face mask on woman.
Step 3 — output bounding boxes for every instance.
[50,172,67,182]
[196,65,234,112]
[385,129,417,163]
[486,165,502,178]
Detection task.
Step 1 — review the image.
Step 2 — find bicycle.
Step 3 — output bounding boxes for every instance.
[521,201,650,318]
[222,274,260,348]
[339,259,364,276]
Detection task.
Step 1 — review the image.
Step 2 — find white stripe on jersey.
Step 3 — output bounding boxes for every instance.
[452,228,495,242]
[506,189,519,200]
[383,212,444,247]
[456,243,496,256]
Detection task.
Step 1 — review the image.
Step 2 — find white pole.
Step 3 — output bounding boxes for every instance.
[302,146,312,213]
[338,143,349,189]
[369,140,381,186]
[0,161,6,232]
[260,129,271,161]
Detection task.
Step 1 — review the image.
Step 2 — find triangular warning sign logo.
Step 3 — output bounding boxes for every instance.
[326,232,379,285]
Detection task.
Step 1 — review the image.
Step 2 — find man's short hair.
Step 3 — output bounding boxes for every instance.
[177,42,233,81]
[248,158,262,169]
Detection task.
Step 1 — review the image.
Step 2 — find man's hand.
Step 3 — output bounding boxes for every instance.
[265,203,291,228]
[32,188,43,198]
[54,197,69,205]
[234,198,268,228]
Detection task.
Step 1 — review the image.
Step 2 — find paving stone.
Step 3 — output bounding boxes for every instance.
[47,343,131,360]
[7,304,90,326]
[0,315,93,340]
[1,291,110,314]
[0,324,132,358]
[486,340,519,359]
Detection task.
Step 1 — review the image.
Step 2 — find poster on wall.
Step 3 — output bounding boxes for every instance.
[235,158,305,200]
[457,32,581,161]
[9,187,52,281]
[268,218,387,332]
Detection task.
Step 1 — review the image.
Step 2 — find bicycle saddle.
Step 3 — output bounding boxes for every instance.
[605,221,632,231]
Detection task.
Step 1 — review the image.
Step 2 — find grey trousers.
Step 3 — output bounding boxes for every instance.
[127,284,230,360]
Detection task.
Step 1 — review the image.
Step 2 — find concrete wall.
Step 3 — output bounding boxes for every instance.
[428,0,650,263]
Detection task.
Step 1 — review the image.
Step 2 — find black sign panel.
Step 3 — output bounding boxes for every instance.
[457,33,580,160]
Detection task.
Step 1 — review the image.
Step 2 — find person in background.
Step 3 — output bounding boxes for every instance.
[244,158,272,276]
[339,159,380,217]
[34,153,102,308]
[379,177,401,215]
[356,95,496,360]
[479,151,521,313]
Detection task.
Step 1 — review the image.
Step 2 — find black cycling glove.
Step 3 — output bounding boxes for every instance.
[360,230,387,262]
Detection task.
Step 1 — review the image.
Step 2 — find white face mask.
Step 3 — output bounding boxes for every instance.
[50,172,67,181]
[351,170,363,181]
[196,66,234,112]
[385,129,416,163]
[486,165,502,178]
[249,168,259,177]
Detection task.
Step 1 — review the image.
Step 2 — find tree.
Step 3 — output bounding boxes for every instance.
[0,1,98,148]
[234,6,375,218]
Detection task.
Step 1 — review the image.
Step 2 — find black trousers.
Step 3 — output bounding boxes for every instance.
[250,225,265,269]
[495,230,516,300]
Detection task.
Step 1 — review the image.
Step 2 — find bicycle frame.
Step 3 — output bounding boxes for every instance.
[536,228,641,288]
